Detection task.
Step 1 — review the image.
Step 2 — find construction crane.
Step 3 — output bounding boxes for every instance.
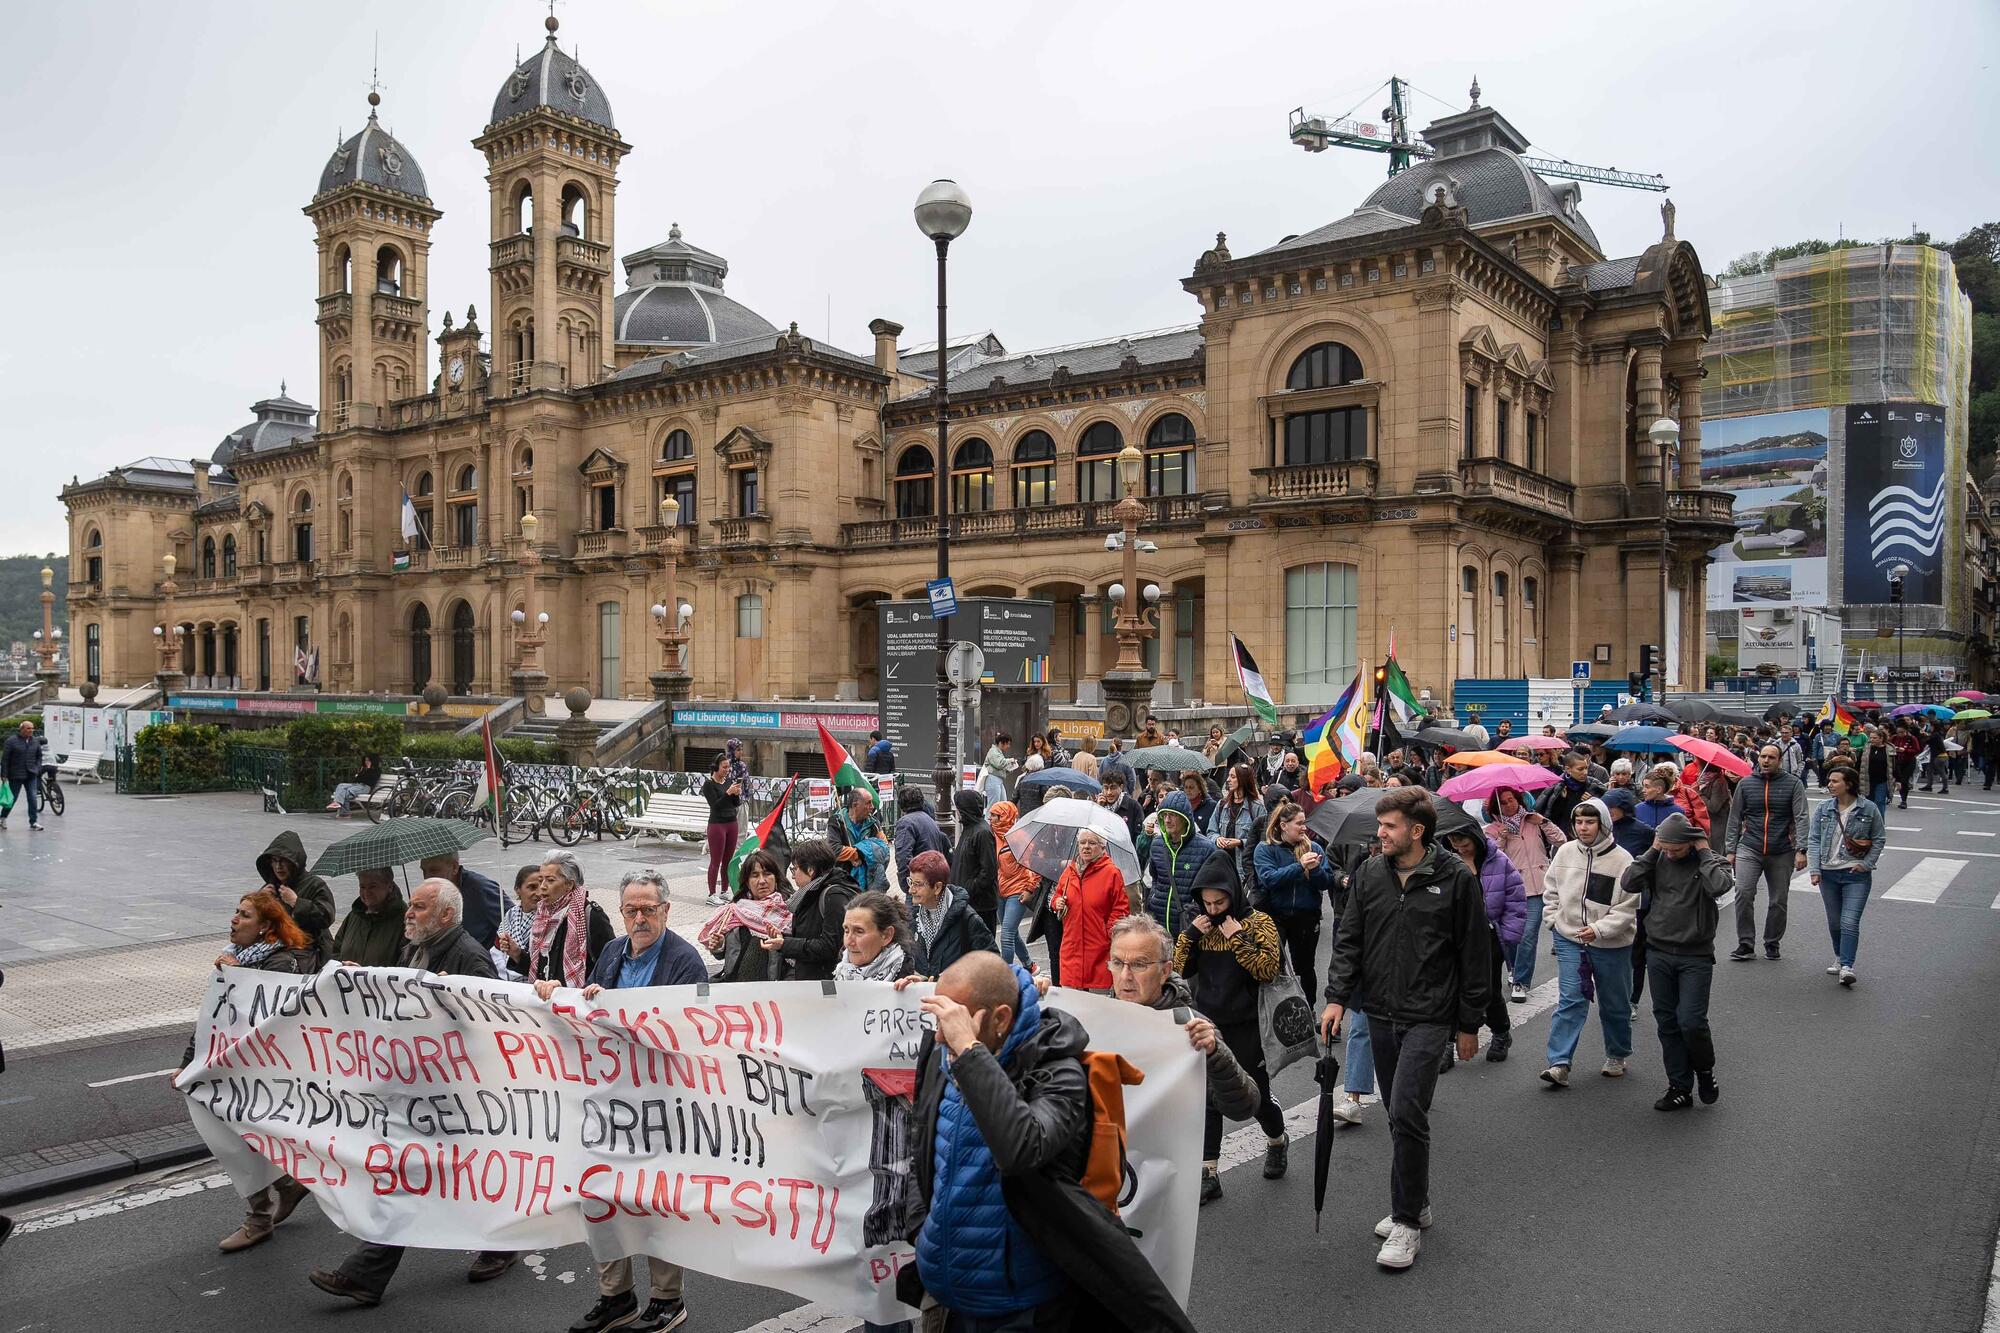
[1289,76,1669,193]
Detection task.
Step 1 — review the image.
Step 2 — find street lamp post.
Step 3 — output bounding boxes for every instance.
[511,511,550,712]
[914,180,972,805]
[1890,562,1910,689]
[650,495,694,704]
[1649,417,1681,701]
[1101,442,1159,738]
[155,553,185,695]
[34,565,60,700]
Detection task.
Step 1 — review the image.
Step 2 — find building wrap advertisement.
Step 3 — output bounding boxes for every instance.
[1702,407,1831,609]
[1842,402,1947,605]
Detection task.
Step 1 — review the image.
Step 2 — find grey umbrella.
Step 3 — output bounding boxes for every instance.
[1127,745,1212,774]
[309,816,489,878]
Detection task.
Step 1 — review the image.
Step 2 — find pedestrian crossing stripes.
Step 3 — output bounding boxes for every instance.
[1880,857,1967,904]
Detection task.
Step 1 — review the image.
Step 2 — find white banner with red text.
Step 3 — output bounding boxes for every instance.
[176,969,1201,1323]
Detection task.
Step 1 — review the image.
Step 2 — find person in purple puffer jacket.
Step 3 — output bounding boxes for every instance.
[1443,827,1527,1063]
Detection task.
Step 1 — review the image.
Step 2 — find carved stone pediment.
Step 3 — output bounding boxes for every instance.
[577,447,627,479]
[714,424,775,468]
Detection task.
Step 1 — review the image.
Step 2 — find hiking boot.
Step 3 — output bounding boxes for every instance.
[1374,1205,1433,1237]
[568,1291,639,1333]
[1263,1137,1288,1180]
[1485,1032,1511,1062]
[1602,1057,1627,1078]
[1376,1222,1422,1269]
[1654,1087,1694,1111]
[308,1268,381,1307]
[1765,943,1781,961]
[1729,943,1756,961]
[1199,1167,1222,1205]
[1696,1070,1720,1105]
[1539,1064,1570,1088]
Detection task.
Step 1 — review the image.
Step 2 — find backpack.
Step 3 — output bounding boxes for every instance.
[1077,1049,1144,1222]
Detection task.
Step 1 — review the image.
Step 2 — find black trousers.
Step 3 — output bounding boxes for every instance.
[1482,929,1510,1036]
[1203,1020,1286,1158]
[1266,908,1322,1004]
[1367,1019,1451,1228]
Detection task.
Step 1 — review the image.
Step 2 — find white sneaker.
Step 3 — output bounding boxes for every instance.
[1329,1097,1365,1127]
[1374,1205,1433,1237]
[1539,1065,1569,1088]
[1602,1057,1627,1078]
[1509,983,1528,1002]
[705,892,729,907]
[1839,966,1857,987]
[1376,1222,1422,1269]
[1827,963,1840,975]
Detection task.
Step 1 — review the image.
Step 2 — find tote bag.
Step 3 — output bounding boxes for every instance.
[1258,954,1319,1077]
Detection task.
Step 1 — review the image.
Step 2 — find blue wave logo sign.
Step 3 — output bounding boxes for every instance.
[1867,474,1946,564]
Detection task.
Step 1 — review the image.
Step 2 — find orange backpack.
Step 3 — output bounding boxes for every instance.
[1078,1050,1144,1218]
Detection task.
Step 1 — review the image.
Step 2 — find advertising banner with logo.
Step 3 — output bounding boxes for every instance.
[1701,407,1831,609]
[178,969,1201,1324]
[1842,402,1947,605]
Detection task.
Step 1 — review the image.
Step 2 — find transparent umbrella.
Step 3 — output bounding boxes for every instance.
[1002,800,1142,884]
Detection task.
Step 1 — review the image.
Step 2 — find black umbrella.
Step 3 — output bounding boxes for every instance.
[1313,1047,1342,1234]
[1762,701,1801,723]
[1304,789,1382,846]
[1711,709,1766,729]
[1412,725,1479,751]
[1665,699,1719,723]
[1607,702,1678,725]
[1565,723,1620,741]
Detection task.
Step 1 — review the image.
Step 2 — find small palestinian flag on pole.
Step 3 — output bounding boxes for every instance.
[729,775,799,897]
[815,718,868,792]
[1230,633,1279,725]
[473,713,504,820]
[1379,629,1424,727]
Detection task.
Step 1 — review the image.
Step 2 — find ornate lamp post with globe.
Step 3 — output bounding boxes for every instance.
[1101,442,1160,739]
[33,565,62,700]
[154,553,186,696]
[510,511,550,713]
[650,495,694,704]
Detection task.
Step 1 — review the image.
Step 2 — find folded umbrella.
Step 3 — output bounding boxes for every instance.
[1442,749,1530,767]
[1003,800,1142,884]
[309,816,489,878]
[1016,767,1103,796]
[1313,1048,1342,1234]
[1669,734,1753,778]
[1127,745,1211,774]
[1498,735,1570,753]
[1439,763,1561,803]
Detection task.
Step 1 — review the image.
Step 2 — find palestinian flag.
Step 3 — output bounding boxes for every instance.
[1818,698,1856,736]
[1230,633,1279,725]
[729,775,799,896]
[472,714,504,816]
[815,719,868,792]
[1379,632,1423,726]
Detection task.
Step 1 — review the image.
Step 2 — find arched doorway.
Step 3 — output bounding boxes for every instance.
[450,601,476,695]
[409,604,432,691]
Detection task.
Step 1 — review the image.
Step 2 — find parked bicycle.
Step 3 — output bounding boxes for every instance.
[545,768,638,845]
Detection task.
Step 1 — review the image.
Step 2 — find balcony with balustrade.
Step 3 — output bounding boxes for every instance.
[712,514,774,546]
[1457,458,1576,518]
[432,545,482,571]
[841,495,1207,549]
[1248,460,1378,504]
[574,529,630,560]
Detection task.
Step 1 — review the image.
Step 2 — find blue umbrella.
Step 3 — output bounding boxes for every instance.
[1605,725,1681,753]
[1016,767,1102,797]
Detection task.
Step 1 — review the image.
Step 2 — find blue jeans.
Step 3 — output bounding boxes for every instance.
[1547,935,1633,1068]
[1345,1010,1375,1094]
[996,895,1031,966]
[1819,868,1872,968]
[1511,897,1546,988]
[3,777,39,824]
[1870,780,1892,812]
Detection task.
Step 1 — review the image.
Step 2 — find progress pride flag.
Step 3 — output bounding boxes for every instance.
[177,967,1201,1323]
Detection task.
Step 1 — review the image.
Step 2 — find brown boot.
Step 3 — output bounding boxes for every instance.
[218,1224,272,1253]
[270,1176,312,1226]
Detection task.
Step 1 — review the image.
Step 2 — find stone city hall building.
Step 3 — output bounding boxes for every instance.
[62,21,1731,721]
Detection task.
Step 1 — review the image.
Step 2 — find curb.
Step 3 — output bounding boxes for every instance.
[0,1133,212,1209]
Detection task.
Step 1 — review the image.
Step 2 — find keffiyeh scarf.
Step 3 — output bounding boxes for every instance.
[696,894,793,952]
[531,884,590,987]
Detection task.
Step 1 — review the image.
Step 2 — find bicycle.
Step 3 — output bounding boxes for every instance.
[546,769,637,846]
[35,763,64,818]
[497,772,564,847]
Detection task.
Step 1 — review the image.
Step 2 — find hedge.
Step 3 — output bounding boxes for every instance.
[132,721,228,792]
[280,715,405,807]
[400,732,560,764]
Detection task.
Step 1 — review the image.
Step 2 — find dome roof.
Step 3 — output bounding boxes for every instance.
[317,100,430,201]
[1359,148,1600,253]
[213,387,315,469]
[490,18,616,133]
[613,225,778,347]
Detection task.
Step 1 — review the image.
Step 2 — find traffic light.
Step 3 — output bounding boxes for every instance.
[1373,664,1387,690]
[1635,643,1661,701]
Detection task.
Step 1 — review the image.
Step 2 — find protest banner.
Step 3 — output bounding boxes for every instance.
[176,969,1201,1323]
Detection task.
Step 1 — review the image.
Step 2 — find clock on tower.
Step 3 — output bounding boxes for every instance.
[436,306,485,414]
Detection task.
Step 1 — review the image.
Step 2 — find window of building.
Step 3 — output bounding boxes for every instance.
[1012,431,1056,507]
[657,471,696,525]
[1281,407,1368,465]
[294,520,314,563]
[375,245,402,296]
[1286,342,1365,390]
[1525,412,1540,473]
[221,534,236,576]
[256,528,269,563]
[1496,400,1511,462]
[661,429,693,462]
[408,605,431,691]
[1076,421,1124,502]
[1463,383,1480,460]
[596,600,620,696]
[85,528,102,583]
[294,615,312,684]
[411,471,433,551]
[256,618,271,691]
[1462,566,1478,593]
[736,593,763,639]
[222,622,238,680]
[1145,413,1196,496]
[202,538,217,579]
[85,623,100,684]
[951,439,995,513]
[453,500,478,548]
[734,467,760,516]
[595,483,618,531]
[894,447,934,518]
[1284,562,1359,706]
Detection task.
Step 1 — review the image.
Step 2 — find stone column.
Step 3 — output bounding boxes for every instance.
[1153,584,1178,687]
[1676,373,1704,490]
[1633,342,1665,488]
[1081,593,1103,686]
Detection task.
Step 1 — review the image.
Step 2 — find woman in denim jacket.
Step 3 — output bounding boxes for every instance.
[1806,765,1886,987]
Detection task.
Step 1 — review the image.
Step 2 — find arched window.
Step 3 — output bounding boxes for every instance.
[1144,413,1196,497]
[515,444,535,473]
[333,244,351,295]
[375,246,402,297]
[415,471,433,498]
[1286,342,1365,390]
[455,464,477,492]
[560,183,589,239]
[1012,431,1056,507]
[1076,422,1124,503]
[513,182,534,236]
[449,601,476,695]
[292,492,314,563]
[201,537,217,580]
[220,534,236,577]
[951,439,994,513]
[894,446,935,519]
[337,470,353,499]
[408,604,432,691]
[660,429,693,462]
[1284,563,1359,706]
[409,472,433,551]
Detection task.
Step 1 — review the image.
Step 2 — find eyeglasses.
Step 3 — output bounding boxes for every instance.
[620,903,665,919]
[1107,957,1165,973]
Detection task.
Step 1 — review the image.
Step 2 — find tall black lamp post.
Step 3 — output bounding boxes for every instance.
[914,179,972,805]
[1890,561,1910,688]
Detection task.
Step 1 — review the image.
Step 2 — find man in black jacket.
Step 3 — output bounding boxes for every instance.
[0,720,45,830]
[952,788,1000,932]
[419,851,504,950]
[308,879,518,1305]
[1627,813,1733,1111]
[1319,787,1488,1271]
[892,785,951,894]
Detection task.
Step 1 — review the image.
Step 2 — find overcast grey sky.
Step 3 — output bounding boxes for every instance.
[6,0,1997,554]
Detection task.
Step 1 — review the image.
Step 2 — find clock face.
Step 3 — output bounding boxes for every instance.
[448,355,465,386]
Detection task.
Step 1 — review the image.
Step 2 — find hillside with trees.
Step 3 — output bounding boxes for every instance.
[0,553,67,649]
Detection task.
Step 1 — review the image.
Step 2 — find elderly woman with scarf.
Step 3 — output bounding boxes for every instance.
[902,849,999,980]
[699,849,794,983]
[529,851,615,991]
[1484,785,1566,1001]
[837,891,917,982]
[1537,797,1641,1088]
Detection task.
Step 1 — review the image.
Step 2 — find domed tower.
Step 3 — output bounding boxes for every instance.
[474,13,629,395]
[305,90,440,430]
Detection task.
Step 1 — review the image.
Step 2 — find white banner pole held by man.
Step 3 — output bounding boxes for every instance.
[176,969,1201,1323]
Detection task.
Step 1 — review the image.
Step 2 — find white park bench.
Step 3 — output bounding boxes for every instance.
[53,750,103,783]
[627,792,710,841]
[353,772,406,818]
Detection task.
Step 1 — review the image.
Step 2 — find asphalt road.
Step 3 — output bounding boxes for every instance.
[4,789,1999,1331]
[0,1029,189,1157]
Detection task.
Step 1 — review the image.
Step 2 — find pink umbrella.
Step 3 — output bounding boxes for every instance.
[1439,763,1562,803]
[1499,735,1570,753]
[1669,734,1752,778]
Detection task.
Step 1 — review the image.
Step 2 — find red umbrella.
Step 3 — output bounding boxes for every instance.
[1849,699,1882,711]
[1498,735,1570,753]
[1669,734,1752,778]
